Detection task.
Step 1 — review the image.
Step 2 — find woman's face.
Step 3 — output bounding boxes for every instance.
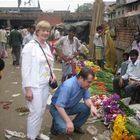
[37,29,50,42]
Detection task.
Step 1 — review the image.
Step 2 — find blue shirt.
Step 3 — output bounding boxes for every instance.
[51,76,90,108]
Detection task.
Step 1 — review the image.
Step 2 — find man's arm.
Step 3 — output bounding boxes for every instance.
[54,39,68,62]
[55,105,74,134]
[84,98,98,116]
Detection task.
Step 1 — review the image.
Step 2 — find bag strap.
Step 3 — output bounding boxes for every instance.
[34,40,53,78]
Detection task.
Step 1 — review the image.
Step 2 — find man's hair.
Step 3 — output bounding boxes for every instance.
[129,49,139,56]
[96,26,103,32]
[0,58,5,71]
[30,25,35,30]
[77,67,95,80]
[123,52,129,58]
[69,26,76,33]
[134,32,140,37]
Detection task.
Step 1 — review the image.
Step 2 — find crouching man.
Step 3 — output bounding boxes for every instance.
[50,67,98,135]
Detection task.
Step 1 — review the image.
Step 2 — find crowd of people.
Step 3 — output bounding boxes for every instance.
[0,20,140,140]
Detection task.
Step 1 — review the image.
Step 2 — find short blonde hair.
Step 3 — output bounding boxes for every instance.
[36,20,51,32]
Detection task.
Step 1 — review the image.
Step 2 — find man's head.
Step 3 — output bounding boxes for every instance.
[77,67,95,90]
[68,26,76,39]
[29,25,35,35]
[129,49,139,64]
[96,26,103,34]
[134,32,140,42]
[123,52,129,61]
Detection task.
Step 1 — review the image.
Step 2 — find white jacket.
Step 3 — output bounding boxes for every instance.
[21,40,54,88]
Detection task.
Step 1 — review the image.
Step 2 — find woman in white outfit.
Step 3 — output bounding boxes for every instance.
[21,21,56,140]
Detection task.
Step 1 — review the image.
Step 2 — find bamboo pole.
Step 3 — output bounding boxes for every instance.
[89,0,105,60]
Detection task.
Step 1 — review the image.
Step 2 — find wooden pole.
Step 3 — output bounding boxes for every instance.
[89,0,104,60]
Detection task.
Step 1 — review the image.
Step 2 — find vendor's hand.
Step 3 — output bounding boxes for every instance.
[134,82,140,87]
[128,79,138,85]
[73,52,79,57]
[119,78,124,87]
[25,89,33,102]
[90,105,99,117]
[66,121,74,134]
[63,57,73,64]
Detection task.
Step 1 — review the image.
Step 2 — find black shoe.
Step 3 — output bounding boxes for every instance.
[74,127,85,134]
[13,61,16,66]
[50,124,59,135]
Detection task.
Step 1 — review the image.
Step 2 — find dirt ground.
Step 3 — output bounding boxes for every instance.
[0,49,100,140]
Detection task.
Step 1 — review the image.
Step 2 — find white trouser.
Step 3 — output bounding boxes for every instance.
[26,84,49,139]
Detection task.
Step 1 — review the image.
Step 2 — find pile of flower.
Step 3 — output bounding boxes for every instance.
[103,94,124,125]
[75,60,101,74]
[91,94,108,109]
[75,60,113,95]
[112,114,136,140]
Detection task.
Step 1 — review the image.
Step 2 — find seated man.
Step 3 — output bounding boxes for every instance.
[113,52,130,98]
[116,52,130,76]
[50,67,98,135]
[0,58,5,79]
[113,49,140,103]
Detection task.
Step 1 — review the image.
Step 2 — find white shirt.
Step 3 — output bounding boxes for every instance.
[55,35,80,58]
[23,33,36,46]
[122,59,140,82]
[93,33,104,47]
[0,29,7,43]
[54,29,60,40]
[21,40,54,88]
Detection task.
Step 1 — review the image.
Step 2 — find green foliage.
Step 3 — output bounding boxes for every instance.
[126,120,140,139]
[119,101,136,116]
[96,70,113,92]
[75,3,93,12]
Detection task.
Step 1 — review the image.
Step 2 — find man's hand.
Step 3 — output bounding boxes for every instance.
[90,105,99,117]
[55,105,74,134]
[119,78,124,87]
[66,120,74,134]
[136,82,140,87]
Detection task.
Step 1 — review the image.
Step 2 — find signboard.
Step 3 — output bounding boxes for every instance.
[126,0,138,4]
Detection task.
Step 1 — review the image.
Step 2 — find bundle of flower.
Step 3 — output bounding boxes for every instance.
[91,94,108,109]
[96,70,113,93]
[102,94,124,125]
[75,60,101,75]
[112,114,137,140]
[89,81,109,95]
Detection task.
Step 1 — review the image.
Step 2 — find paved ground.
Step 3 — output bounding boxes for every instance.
[0,49,97,140]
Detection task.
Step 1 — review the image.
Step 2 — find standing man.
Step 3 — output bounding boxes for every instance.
[22,25,35,46]
[9,26,22,65]
[55,26,81,82]
[93,26,104,68]
[0,26,7,58]
[131,32,140,60]
[50,67,98,135]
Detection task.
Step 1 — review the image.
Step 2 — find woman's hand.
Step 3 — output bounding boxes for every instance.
[25,87,33,102]
[50,73,57,83]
